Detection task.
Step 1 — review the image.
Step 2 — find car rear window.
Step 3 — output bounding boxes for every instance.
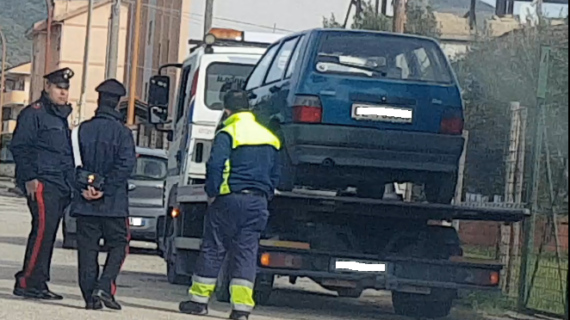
[131,155,167,181]
[315,32,453,85]
[205,63,255,110]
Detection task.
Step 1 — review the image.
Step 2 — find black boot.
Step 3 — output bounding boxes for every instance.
[86,297,103,310]
[179,301,208,315]
[13,283,63,300]
[92,289,122,310]
[229,310,250,320]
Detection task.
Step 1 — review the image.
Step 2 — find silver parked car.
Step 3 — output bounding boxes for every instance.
[62,147,168,249]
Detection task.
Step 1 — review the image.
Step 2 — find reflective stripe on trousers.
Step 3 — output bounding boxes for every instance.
[189,275,217,304]
[230,279,255,312]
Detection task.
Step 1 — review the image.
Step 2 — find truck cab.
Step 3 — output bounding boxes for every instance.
[147,28,287,257]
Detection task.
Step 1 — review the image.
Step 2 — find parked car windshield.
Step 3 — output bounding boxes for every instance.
[315,32,454,85]
[131,155,167,181]
[205,62,255,110]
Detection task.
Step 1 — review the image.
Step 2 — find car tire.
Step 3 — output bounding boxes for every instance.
[167,256,191,285]
[425,173,457,204]
[272,128,296,192]
[356,183,386,200]
[62,233,77,250]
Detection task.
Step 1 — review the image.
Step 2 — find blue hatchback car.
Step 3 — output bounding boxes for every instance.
[244,29,465,203]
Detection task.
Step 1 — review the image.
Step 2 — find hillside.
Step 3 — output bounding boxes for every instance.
[0,0,46,68]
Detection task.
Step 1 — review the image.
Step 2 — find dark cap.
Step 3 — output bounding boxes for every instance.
[44,68,74,89]
[95,79,127,98]
[223,89,250,112]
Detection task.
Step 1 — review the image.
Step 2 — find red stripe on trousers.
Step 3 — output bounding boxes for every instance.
[20,182,46,289]
[111,218,131,296]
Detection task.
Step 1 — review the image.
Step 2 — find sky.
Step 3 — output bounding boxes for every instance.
[188,0,568,40]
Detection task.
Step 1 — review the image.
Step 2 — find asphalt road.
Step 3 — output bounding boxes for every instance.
[0,190,496,320]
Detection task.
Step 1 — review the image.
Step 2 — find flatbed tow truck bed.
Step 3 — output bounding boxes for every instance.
[169,185,529,319]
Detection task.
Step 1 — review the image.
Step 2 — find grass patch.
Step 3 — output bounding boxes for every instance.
[462,245,569,316]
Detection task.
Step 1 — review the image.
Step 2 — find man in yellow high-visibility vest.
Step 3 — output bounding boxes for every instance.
[179,90,281,320]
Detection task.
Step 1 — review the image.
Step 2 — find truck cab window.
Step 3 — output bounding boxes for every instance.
[176,66,192,122]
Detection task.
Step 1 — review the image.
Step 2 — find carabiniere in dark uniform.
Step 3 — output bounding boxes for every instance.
[10,68,75,300]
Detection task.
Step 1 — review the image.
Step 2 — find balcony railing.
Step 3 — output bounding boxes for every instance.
[2,90,28,107]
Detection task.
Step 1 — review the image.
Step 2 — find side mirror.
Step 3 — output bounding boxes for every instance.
[148,106,169,125]
[148,75,170,107]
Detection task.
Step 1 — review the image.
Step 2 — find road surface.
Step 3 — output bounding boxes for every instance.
[0,190,495,320]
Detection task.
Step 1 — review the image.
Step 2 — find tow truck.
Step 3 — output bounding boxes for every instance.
[147,28,529,319]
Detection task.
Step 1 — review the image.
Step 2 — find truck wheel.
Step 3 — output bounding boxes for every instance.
[215,255,232,303]
[254,274,274,306]
[425,173,457,204]
[392,292,453,318]
[356,183,386,199]
[167,256,191,285]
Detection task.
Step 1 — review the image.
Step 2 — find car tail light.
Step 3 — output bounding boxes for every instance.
[293,95,322,123]
[440,109,464,135]
[260,252,303,269]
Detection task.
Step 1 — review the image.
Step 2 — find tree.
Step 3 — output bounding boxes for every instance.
[322,0,440,39]
[453,23,568,199]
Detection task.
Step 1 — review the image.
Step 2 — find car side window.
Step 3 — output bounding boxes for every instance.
[245,45,279,90]
[175,66,192,122]
[285,35,305,79]
[265,37,299,84]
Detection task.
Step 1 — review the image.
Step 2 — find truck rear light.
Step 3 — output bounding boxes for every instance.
[293,95,322,123]
[461,269,501,286]
[260,252,303,269]
[440,109,464,135]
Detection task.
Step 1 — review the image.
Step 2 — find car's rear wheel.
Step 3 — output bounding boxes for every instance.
[425,173,457,204]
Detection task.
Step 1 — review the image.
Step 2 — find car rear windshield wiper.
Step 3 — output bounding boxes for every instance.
[317,55,388,77]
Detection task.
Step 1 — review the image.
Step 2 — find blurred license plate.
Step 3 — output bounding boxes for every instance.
[334,259,387,273]
[352,104,413,123]
[129,217,145,227]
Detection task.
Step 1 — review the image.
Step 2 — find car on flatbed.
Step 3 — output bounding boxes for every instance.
[245,28,465,203]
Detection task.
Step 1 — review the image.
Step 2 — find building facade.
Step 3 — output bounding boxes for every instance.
[26,0,191,148]
[1,62,32,164]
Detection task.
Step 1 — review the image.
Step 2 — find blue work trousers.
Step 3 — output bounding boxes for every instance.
[189,193,269,311]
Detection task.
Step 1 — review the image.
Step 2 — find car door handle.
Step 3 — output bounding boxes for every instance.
[269,85,283,93]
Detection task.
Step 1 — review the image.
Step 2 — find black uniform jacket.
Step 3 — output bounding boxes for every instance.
[71,107,136,218]
[10,92,74,193]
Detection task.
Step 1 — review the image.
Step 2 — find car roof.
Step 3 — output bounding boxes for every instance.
[136,147,168,159]
[283,28,438,43]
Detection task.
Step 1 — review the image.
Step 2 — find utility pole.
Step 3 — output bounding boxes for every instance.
[127,0,142,126]
[106,0,121,79]
[45,0,53,74]
[204,0,214,35]
[393,0,407,33]
[0,26,6,109]
[77,0,94,125]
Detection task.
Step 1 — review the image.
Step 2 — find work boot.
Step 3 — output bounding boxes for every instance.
[229,310,250,320]
[85,297,103,310]
[92,289,122,310]
[179,301,208,315]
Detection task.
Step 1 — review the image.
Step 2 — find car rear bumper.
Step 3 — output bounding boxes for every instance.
[64,206,164,243]
[281,124,464,173]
